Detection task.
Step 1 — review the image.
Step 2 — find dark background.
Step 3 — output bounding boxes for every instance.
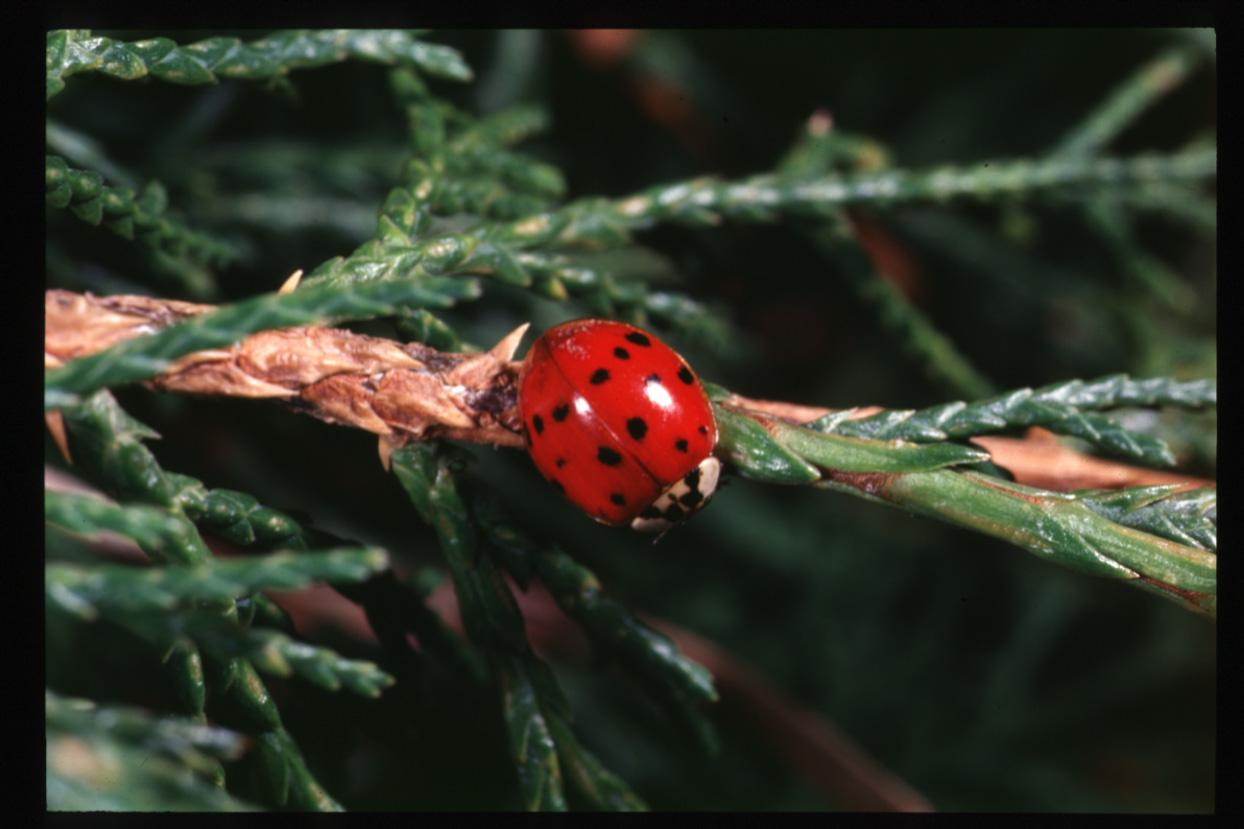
[46,30,1216,810]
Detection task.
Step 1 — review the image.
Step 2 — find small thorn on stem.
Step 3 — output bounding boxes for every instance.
[46,411,72,464]
[278,269,304,295]
[377,433,404,472]
[489,322,532,363]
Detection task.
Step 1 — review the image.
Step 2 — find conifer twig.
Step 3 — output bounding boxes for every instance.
[45,548,387,618]
[475,496,719,748]
[105,608,398,698]
[1053,40,1210,159]
[52,391,348,810]
[47,155,238,269]
[777,109,996,400]
[47,692,254,811]
[43,277,481,410]
[46,29,471,100]
[713,398,1215,617]
[45,289,524,447]
[808,216,996,400]
[47,289,1216,617]
[264,577,934,812]
[390,444,573,811]
[1076,485,1215,552]
[812,374,1215,467]
[522,149,1217,245]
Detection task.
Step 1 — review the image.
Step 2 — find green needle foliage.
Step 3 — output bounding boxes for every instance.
[47,692,254,811]
[46,29,471,100]
[1077,486,1216,553]
[46,30,1215,812]
[71,606,397,698]
[475,496,719,748]
[47,155,238,269]
[809,221,997,400]
[811,375,1216,467]
[46,489,211,564]
[1052,39,1213,159]
[713,387,1215,615]
[391,444,651,811]
[50,393,353,811]
[45,547,387,617]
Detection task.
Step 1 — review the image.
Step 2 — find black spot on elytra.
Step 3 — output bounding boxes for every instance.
[677,366,695,385]
[555,457,566,468]
[590,368,610,384]
[698,424,709,436]
[684,468,701,488]
[610,493,626,506]
[614,346,630,360]
[597,446,622,466]
[645,373,661,384]
[663,503,685,521]
[679,490,704,508]
[552,403,570,422]
[626,332,651,347]
[531,415,544,435]
[626,417,648,440]
[674,438,689,453]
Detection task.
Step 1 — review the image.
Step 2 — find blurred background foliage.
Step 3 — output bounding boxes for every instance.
[46,29,1214,811]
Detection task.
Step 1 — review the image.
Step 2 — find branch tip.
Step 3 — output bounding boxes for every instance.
[377,434,403,472]
[46,411,73,464]
[489,322,531,363]
[278,269,304,295]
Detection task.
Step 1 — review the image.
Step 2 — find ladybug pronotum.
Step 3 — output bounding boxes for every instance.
[518,319,721,532]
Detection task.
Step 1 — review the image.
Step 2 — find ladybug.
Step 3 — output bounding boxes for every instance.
[518,319,721,532]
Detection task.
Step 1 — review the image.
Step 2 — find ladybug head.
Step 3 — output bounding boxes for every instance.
[629,456,722,533]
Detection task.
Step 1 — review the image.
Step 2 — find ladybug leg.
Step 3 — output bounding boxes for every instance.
[629,457,722,533]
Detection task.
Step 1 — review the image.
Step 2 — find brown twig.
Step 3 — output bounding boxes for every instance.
[45,289,1207,492]
[971,429,1213,491]
[45,290,527,455]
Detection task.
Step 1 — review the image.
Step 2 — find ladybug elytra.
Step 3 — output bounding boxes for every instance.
[518,319,720,532]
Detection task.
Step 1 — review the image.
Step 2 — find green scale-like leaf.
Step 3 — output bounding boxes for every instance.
[46,156,237,267]
[47,29,471,100]
[45,548,388,619]
[813,375,1215,467]
[1077,485,1216,552]
[47,692,254,812]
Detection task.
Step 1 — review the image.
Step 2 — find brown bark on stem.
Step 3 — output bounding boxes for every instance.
[45,289,1209,491]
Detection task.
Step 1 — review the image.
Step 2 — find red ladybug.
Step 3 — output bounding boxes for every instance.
[518,319,721,532]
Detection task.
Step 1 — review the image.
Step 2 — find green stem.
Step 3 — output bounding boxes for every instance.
[1053,42,1209,159]
[827,468,1216,617]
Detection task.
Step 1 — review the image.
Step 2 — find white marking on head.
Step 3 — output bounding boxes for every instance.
[696,457,721,502]
[629,456,722,532]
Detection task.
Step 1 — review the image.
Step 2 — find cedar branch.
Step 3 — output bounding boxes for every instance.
[45,289,1207,491]
[45,289,525,449]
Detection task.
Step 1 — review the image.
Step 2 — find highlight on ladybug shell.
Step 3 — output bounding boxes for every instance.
[517,319,721,532]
